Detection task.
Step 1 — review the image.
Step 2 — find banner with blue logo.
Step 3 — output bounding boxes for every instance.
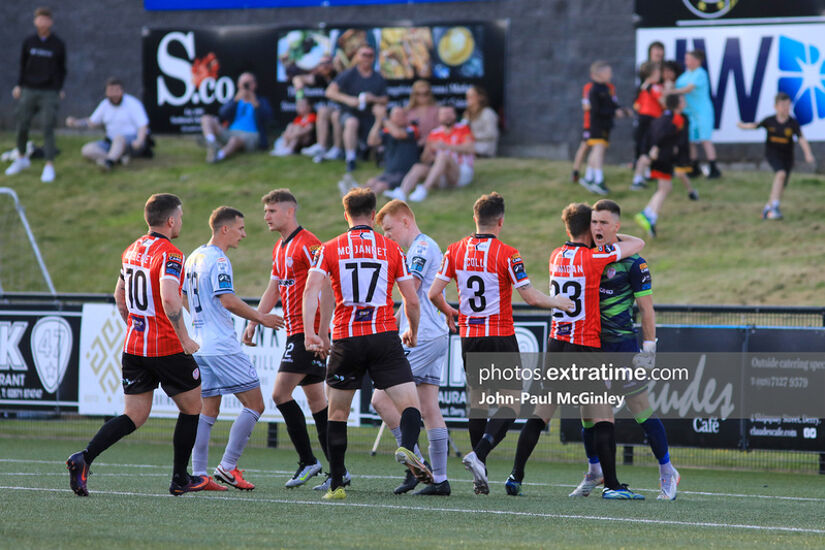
[636,24,825,143]
[144,0,480,10]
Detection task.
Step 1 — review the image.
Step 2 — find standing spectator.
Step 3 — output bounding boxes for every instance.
[670,50,721,179]
[325,45,388,172]
[295,55,344,162]
[65,77,149,171]
[463,85,499,157]
[200,72,272,164]
[631,62,663,186]
[737,92,815,220]
[405,80,439,146]
[6,7,66,183]
[393,105,475,203]
[364,105,420,196]
[271,98,316,157]
[647,41,665,65]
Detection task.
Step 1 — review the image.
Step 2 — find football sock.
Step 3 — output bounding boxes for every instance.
[582,424,599,464]
[278,400,315,464]
[327,420,348,489]
[633,173,645,184]
[468,413,487,450]
[399,407,422,451]
[771,200,780,209]
[594,421,620,490]
[475,408,516,462]
[205,134,216,143]
[638,416,670,465]
[510,417,546,482]
[585,166,595,181]
[391,426,423,461]
[84,414,136,464]
[643,207,658,224]
[192,414,216,476]
[594,169,604,183]
[173,413,200,482]
[312,407,329,461]
[216,150,225,161]
[427,427,449,483]
[219,407,260,471]
[345,150,357,162]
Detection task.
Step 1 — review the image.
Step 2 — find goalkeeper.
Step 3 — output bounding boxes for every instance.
[567,199,679,501]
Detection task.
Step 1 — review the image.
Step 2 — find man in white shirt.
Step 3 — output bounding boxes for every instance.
[65,77,149,171]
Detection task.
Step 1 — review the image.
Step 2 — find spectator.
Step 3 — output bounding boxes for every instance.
[405,80,439,146]
[200,72,272,163]
[393,105,475,203]
[647,41,665,65]
[631,62,663,178]
[6,6,66,183]
[669,49,721,179]
[65,77,149,171]
[325,45,388,172]
[271,98,316,157]
[294,55,345,162]
[463,85,499,157]
[362,105,419,197]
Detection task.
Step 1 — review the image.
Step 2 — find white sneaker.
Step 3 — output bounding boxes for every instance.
[323,146,342,161]
[337,173,357,196]
[408,185,428,202]
[301,143,324,157]
[657,467,680,501]
[383,188,407,201]
[568,471,604,497]
[5,156,31,176]
[41,164,55,183]
[461,451,489,495]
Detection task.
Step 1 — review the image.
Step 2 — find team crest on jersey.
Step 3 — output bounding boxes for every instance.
[286,257,294,267]
[192,368,200,380]
[606,267,616,279]
[596,244,616,253]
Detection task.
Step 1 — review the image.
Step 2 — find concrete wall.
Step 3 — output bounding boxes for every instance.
[3,0,806,166]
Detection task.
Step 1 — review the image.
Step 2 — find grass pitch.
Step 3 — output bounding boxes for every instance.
[1,133,823,304]
[2,436,824,549]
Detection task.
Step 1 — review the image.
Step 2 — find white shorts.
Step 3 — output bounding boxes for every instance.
[404,334,448,386]
[195,353,260,397]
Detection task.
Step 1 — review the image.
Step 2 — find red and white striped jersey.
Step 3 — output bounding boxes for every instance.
[310,225,411,340]
[271,226,322,337]
[548,241,622,348]
[120,232,185,357]
[436,234,529,338]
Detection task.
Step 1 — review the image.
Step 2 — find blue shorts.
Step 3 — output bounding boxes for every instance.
[97,134,137,152]
[686,110,714,142]
[194,353,261,397]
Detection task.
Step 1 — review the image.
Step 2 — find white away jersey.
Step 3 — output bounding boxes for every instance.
[183,244,241,356]
[399,233,449,342]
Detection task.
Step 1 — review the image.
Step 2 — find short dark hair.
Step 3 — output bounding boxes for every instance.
[665,93,681,110]
[688,49,706,64]
[34,7,52,18]
[261,188,297,206]
[343,188,376,219]
[473,191,505,226]
[662,60,683,78]
[593,199,621,217]
[144,194,182,227]
[561,203,592,238]
[638,61,660,82]
[209,206,244,232]
[775,92,791,103]
[105,77,123,89]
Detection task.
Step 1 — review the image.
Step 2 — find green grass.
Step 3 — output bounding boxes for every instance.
[1,133,823,303]
[1,436,824,549]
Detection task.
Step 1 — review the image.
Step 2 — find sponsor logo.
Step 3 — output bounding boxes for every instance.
[218,273,232,289]
[512,261,527,281]
[411,256,426,273]
[354,308,374,322]
[0,321,27,371]
[278,279,295,287]
[778,36,825,125]
[155,31,236,107]
[693,417,720,434]
[468,317,485,325]
[86,307,125,402]
[682,0,738,19]
[30,317,73,394]
[165,259,182,277]
[556,323,572,336]
[132,316,146,332]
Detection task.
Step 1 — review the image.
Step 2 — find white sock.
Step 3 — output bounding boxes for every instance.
[345,150,357,162]
[594,169,604,184]
[427,427,449,484]
[771,200,780,209]
[659,461,676,476]
[585,167,595,181]
[205,134,216,143]
[192,414,217,476]
[643,207,658,224]
[219,407,260,471]
[216,150,225,161]
[633,173,644,184]
[588,461,603,477]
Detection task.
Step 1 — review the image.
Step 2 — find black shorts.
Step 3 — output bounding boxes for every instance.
[374,171,405,189]
[121,352,201,397]
[547,338,599,353]
[586,125,611,146]
[634,115,655,159]
[326,331,413,390]
[546,338,606,396]
[462,335,521,390]
[279,333,327,386]
[766,150,793,176]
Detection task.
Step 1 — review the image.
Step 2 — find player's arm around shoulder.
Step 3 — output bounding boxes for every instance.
[517,283,574,312]
[614,233,645,259]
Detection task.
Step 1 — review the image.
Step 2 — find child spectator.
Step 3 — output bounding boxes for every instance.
[632,61,664,176]
[405,80,439,146]
[463,85,499,157]
[634,94,690,237]
[271,98,316,156]
[581,61,630,195]
[737,92,815,220]
[670,49,721,179]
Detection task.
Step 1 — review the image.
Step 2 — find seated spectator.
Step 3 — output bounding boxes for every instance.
[293,55,344,161]
[65,77,149,171]
[271,98,316,156]
[200,72,272,163]
[360,105,419,195]
[325,44,388,172]
[389,105,475,202]
[463,85,499,157]
[405,80,439,146]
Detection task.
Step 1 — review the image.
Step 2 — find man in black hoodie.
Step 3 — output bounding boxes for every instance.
[6,7,66,183]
